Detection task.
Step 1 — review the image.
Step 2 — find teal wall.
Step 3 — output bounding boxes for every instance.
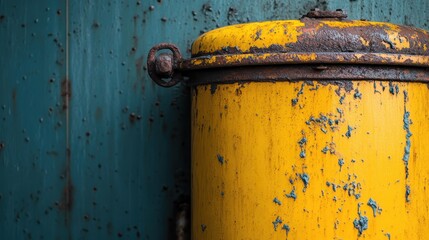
[0,0,427,239]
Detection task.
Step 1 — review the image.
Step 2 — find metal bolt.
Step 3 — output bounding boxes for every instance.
[156,53,174,77]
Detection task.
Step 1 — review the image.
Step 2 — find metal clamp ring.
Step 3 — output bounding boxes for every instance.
[147,43,183,87]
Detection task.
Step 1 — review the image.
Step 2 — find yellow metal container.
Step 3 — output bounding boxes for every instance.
[148,9,429,239]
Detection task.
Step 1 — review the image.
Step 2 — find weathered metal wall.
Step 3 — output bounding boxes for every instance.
[0,0,427,239]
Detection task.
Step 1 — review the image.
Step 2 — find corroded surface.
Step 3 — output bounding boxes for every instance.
[191,19,429,57]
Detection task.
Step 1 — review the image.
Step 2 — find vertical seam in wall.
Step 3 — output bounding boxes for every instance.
[66,0,69,148]
[64,0,72,235]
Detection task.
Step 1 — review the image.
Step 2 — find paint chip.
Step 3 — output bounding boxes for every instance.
[299,173,310,192]
[406,185,411,202]
[273,197,282,205]
[272,216,282,231]
[281,224,290,233]
[367,198,382,217]
[217,154,224,165]
[285,189,297,201]
[353,215,368,236]
[345,125,353,138]
[338,158,344,171]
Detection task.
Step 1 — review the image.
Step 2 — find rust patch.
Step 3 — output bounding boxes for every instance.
[192,18,429,57]
[0,142,5,151]
[129,112,142,123]
[135,55,145,92]
[186,65,429,85]
[61,78,71,110]
[59,148,74,212]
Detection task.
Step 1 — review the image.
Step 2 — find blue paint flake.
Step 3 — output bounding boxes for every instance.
[272,216,283,231]
[353,215,368,236]
[281,224,290,233]
[298,136,307,158]
[385,233,391,239]
[298,137,307,146]
[291,83,305,107]
[321,146,329,154]
[402,90,412,179]
[285,189,297,200]
[339,95,345,104]
[402,111,412,164]
[355,193,361,200]
[406,185,411,202]
[367,198,382,217]
[345,125,353,138]
[373,81,381,94]
[338,158,344,171]
[320,114,328,122]
[389,84,394,94]
[299,150,306,158]
[300,173,310,192]
[217,154,224,165]
[354,89,362,99]
[273,197,282,205]
[336,108,343,118]
[343,183,348,191]
[291,98,298,106]
[389,82,398,95]
[326,181,331,187]
[332,183,337,192]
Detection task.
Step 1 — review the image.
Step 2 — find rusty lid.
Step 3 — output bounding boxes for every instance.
[147,9,429,87]
[181,9,429,70]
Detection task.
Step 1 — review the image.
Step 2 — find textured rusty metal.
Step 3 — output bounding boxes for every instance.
[186,65,429,85]
[180,53,429,70]
[148,13,429,87]
[191,19,429,57]
[147,43,183,87]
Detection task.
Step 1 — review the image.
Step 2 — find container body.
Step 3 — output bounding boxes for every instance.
[191,80,429,239]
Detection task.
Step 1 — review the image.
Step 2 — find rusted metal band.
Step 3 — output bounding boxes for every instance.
[185,65,429,85]
[180,53,429,70]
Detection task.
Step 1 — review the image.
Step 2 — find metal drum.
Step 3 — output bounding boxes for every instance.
[148,9,429,239]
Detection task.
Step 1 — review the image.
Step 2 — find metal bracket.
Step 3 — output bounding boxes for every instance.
[147,43,183,87]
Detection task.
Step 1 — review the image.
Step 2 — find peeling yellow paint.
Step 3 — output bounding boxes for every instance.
[192,81,429,239]
[191,20,305,54]
[385,30,411,50]
[359,37,370,47]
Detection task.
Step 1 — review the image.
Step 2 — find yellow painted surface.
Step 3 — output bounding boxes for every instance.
[192,81,429,239]
[191,20,305,54]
